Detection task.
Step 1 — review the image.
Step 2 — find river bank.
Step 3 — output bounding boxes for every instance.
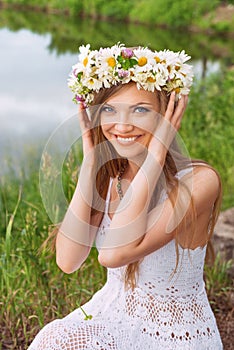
[0,0,234,36]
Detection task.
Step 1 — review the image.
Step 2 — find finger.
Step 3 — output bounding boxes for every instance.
[77,101,85,110]
[164,91,176,120]
[171,95,188,127]
[78,104,91,132]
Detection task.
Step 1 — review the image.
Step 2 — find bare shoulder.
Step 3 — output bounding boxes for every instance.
[193,165,220,189]
[187,164,221,212]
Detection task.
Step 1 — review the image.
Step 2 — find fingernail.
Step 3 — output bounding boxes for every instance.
[78,102,86,110]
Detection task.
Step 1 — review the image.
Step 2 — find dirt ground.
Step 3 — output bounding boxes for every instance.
[215,305,234,349]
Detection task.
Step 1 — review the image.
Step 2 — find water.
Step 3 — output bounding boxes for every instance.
[0,9,233,174]
[0,27,78,174]
[0,28,77,143]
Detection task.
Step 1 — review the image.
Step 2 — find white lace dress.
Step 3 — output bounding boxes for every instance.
[28,176,223,350]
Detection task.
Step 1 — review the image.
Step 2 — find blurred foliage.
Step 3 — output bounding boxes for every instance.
[0,0,234,31]
[181,68,234,209]
[129,0,220,27]
[0,7,233,62]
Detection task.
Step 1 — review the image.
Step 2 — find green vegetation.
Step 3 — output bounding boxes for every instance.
[0,7,233,63]
[204,253,233,313]
[181,68,234,209]
[0,148,106,347]
[0,68,233,348]
[130,0,220,27]
[1,0,234,32]
[0,1,233,347]
[205,252,233,299]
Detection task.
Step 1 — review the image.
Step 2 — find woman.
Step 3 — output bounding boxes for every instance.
[29,43,223,349]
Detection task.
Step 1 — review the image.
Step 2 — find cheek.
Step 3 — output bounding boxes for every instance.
[132,118,158,135]
[100,123,112,139]
[141,133,153,148]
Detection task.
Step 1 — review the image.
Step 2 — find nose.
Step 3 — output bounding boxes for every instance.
[113,109,134,133]
[114,121,134,133]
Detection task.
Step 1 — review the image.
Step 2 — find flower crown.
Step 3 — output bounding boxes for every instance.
[68,43,194,107]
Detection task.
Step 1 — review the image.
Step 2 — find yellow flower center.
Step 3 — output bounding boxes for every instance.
[147,77,156,83]
[83,57,88,67]
[107,57,116,67]
[89,78,94,85]
[174,87,180,94]
[175,65,180,71]
[154,56,161,63]
[138,57,147,66]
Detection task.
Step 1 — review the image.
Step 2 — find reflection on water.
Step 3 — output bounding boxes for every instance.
[0,28,77,137]
[0,8,233,174]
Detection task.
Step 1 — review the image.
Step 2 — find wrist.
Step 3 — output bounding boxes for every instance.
[146,148,166,168]
[140,153,164,185]
[76,160,95,194]
[80,150,97,176]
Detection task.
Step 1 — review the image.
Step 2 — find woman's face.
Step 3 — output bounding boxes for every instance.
[100,83,161,159]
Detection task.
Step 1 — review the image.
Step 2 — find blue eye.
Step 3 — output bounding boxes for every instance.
[134,106,149,113]
[101,105,115,113]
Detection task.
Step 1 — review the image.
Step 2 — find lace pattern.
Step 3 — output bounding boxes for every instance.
[28,171,223,349]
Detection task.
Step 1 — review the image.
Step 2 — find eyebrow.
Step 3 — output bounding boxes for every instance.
[104,102,154,108]
[131,102,154,107]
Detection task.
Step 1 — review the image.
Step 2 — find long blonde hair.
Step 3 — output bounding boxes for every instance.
[89,83,222,290]
[44,83,222,290]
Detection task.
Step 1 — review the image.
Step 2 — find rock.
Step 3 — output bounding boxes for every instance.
[215,207,234,239]
[212,207,234,276]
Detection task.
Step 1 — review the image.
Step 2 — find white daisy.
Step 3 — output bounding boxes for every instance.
[133,47,155,73]
[74,45,96,74]
[96,45,121,75]
[82,76,103,91]
[68,43,194,105]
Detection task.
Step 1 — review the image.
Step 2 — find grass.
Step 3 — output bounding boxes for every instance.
[0,146,106,348]
[204,252,233,324]
[0,68,234,348]
[205,253,233,301]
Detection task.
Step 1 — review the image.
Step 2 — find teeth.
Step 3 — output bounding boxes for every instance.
[117,136,137,142]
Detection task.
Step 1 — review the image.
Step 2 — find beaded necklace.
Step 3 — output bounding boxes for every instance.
[116,162,128,200]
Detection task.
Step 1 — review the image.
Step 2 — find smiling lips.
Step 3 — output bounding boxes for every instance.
[115,134,141,144]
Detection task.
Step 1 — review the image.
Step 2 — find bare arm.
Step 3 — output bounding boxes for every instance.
[56,163,96,273]
[98,94,220,267]
[98,167,220,268]
[56,105,97,273]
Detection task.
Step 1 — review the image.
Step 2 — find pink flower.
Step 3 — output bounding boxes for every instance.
[117,69,130,79]
[75,95,87,108]
[75,95,85,102]
[121,48,134,59]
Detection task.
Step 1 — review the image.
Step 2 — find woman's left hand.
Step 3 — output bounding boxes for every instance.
[148,92,188,160]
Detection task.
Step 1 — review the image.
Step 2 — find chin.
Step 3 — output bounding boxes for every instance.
[111,142,148,162]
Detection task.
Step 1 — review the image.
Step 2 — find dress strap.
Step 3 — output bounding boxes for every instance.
[104,177,113,215]
[159,167,193,204]
[175,166,193,179]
